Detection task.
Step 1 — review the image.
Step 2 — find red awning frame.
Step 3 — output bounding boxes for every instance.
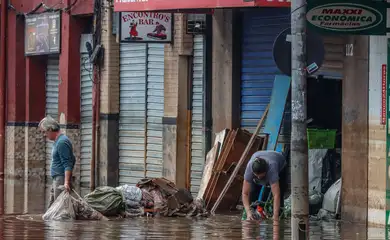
[114,0,290,12]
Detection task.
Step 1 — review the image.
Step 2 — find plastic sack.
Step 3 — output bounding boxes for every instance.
[116,185,142,208]
[42,190,76,221]
[84,186,126,216]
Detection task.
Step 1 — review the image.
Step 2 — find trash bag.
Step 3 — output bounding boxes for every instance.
[43,187,108,221]
[116,185,142,208]
[84,186,126,216]
[43,190,76,221]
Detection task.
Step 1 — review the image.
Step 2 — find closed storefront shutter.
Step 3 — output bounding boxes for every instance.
[45,55,60,206]
[119,43,148,185]
[80,34,93,196]
[240,8,290,144]
[145,44,165,178]
[190,35,206,196]
[119,43,165,185]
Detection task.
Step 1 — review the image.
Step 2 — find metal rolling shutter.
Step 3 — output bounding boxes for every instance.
[45,55,60,206]
[119,43,165,185]
[119,43,148,185]
[145,44,165,178]
[240,8,291,144]
[190,35,206,195]
[80,34,93,196]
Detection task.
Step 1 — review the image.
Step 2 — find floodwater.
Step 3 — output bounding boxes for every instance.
[1,179,387,239]
[0,215,387,239]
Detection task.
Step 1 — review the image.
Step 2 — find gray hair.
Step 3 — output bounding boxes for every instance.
[39,115,60,132]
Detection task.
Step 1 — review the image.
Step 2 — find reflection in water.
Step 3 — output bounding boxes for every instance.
[0,214,386,239]
[1,179,387,239]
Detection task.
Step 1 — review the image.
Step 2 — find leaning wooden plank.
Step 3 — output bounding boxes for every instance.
[214,129,229,159]
[205,130,237,208]
[204,130,236,208]
[197,142,220,200]
[210,105,270,214]
[207,129,264,211]
[203,131,233,206]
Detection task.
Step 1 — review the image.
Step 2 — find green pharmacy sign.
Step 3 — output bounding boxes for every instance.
[306,0,387,35]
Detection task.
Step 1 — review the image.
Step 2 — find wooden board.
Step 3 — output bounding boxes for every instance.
[207,129,264,211]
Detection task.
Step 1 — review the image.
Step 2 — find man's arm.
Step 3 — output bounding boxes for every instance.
[58,141,74,185]
[242,180,252,214]
[270,181,281,220]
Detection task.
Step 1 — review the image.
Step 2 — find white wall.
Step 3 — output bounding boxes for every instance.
[367,6,390,223]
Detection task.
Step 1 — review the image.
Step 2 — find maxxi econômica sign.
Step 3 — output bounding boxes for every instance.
[306,0,387,35]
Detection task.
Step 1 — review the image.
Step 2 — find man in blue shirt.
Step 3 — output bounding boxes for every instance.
[39,116,76,208]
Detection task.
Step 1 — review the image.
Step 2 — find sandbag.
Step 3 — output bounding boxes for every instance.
[84,186,126,216]
[43,190,76,221]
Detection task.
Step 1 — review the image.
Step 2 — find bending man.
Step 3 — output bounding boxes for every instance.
[242,150,287,220]
[39,116,76,208]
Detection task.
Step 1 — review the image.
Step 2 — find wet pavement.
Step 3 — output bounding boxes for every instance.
[0,214,386,239]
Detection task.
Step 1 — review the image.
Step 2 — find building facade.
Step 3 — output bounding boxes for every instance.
[2,0,389,228]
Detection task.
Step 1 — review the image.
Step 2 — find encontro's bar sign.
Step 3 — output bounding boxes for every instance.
[119,12,172,43]
[306,0,387,35]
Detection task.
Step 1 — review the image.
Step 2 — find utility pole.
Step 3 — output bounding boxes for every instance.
[290,0,309,239]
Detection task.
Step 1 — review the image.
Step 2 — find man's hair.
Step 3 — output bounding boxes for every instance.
[39,115,60,132]
[252,157,268,174]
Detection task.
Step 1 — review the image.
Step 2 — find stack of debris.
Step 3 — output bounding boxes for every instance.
[197,128,269,214]
[135,178,208,217]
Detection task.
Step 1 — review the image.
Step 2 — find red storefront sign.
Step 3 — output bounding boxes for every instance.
[114,0,290,12]
[382,64,387,125]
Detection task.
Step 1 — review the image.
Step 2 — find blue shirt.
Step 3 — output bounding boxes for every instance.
[51,134,76,177]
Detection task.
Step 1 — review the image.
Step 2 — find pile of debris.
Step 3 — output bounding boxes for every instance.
[197,128,269,214]
[43,178,208,221]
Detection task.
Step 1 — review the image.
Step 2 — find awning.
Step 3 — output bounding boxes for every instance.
[114,0,290,12]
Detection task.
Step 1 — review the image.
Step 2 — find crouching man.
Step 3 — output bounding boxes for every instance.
[39,116,76,208]
[242,150,287,221]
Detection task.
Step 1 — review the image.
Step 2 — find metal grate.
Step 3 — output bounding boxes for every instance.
[187,14,206,35]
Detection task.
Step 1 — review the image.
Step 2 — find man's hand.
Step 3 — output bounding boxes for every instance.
[246,211,255,220]
[64,182,71,192]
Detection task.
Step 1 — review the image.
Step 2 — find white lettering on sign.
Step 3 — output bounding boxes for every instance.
[306,3,383,31]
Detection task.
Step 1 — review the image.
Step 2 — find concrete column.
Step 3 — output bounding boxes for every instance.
[342,35,369,223]
[162,14,193,187]
[25,56,47,213]
[211,9,234,133]
[5,12,26,214]
[98,3,120,187]
[58,13,85,192]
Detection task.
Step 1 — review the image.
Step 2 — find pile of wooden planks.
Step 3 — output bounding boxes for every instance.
[197,128,268,214]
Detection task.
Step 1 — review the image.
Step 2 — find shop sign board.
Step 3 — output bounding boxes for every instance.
[119,12,172,43]
[25,12,61,56]
[306,0,387,35]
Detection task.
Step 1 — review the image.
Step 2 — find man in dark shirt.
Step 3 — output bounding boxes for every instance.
[242,150,287,220]
[39,116,76,208]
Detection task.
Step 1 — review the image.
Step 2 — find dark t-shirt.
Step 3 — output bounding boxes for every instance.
[244,150,286,186]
